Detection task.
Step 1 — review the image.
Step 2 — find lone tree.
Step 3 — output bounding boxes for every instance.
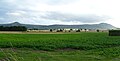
[70,29,73,31]
[97,29,100,32]
[50,29,53,32]
[84,29,87,32]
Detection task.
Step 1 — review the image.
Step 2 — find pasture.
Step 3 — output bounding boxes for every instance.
[0,32,120,61]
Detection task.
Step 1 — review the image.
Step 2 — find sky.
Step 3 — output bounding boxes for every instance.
[0,0,120,27]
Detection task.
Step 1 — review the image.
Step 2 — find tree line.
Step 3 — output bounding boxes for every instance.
[0,26,27,31]
[50,29,81,32]
[50,29,100,32]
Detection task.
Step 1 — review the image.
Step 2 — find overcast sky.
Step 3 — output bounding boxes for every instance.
[0,0,120,27]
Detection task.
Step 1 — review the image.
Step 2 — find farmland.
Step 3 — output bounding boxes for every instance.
[0,32,120,61]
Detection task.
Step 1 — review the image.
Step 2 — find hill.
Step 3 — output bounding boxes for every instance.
[0,22,116,30]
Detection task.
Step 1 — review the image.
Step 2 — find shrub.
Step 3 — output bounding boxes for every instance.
[50,29,53,32]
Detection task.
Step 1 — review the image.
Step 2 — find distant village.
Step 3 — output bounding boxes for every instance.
[27,28,109,32]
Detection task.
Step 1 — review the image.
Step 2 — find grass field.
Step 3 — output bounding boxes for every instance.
[0,32,120,61]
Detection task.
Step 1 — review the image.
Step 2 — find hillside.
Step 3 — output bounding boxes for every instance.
[0,22,116,30]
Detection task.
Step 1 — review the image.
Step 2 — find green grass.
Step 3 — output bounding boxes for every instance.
[0,32,120,61]
[0,32,120,50]
[1,47,120,61]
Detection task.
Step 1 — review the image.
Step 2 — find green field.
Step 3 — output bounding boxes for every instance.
[0,32,120,61]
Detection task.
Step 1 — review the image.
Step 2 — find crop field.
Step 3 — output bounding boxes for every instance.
[0,32,120,61]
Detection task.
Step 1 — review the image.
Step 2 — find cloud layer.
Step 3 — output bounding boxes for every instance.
[41,12,110,23]
[0,0,114,25]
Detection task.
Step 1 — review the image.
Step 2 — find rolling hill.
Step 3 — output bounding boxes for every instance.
[0,22,116,30]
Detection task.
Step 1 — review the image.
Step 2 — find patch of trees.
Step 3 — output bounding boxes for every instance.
[0,26,27,31]
[76,29,81,32]
[29,28,38,30]
[56,29,63,32]
[109,30,120,36]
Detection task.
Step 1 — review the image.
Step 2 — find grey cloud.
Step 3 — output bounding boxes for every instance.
[41,12,110,23]
[41,0,79,5]
[0,9,47,24]
[0,0,78,10]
